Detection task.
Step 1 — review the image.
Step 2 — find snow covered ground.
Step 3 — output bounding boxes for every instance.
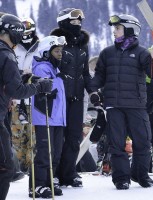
[7,173,153,200]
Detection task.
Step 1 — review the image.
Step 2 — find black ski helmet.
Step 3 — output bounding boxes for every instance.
[57,8,85,28]
[0,14,25,45]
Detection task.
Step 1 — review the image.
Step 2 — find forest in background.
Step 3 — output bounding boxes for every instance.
[0,0,153,56]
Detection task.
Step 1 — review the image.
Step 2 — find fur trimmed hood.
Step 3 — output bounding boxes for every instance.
[50,28,89,47]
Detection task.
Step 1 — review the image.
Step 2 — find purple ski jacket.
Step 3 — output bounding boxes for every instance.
[31,58,66,126]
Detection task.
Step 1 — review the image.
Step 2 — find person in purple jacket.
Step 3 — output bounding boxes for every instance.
[29,35,67,199]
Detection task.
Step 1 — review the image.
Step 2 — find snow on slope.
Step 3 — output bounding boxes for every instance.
[7,173,153,200]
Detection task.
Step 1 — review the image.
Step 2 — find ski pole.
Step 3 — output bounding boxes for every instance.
[45,94,55,200]
[29,97,35,200]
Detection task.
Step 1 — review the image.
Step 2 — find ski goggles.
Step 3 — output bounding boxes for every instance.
[109,15,140,27]
[49,36,67,47]
[22,20,35,31]
[57,9,85,22]
[56,36,67,46]
[109,15,127,25]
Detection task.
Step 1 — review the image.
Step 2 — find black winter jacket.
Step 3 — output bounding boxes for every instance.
[90,39,152,109]
[50,28,91,100]
[0,40,38,121]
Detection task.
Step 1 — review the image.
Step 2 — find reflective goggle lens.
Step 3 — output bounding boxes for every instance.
[22,21,32,30]
[57,36,66,45]
[109,15,121,24]
[70,9,85,19]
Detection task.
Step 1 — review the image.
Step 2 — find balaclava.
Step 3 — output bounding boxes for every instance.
[59,17,82,37]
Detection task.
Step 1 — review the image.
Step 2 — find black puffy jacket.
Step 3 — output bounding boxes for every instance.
[50,28,91,100]
[0,40,38,121]
[90,39,152,109]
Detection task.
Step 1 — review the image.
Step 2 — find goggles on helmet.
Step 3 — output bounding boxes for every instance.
[57,9,85,22]
[109,15,140,27]
[51,36,67,46]
[22,20,35,31]
[57,36,67,45]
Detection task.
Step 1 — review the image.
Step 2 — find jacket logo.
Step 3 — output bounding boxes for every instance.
[129,54,135,58]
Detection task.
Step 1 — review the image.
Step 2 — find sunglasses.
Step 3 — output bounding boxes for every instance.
[57,9,85,22]
[22,21,35,30]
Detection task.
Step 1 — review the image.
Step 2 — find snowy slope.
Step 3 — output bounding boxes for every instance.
[7,173,153,200]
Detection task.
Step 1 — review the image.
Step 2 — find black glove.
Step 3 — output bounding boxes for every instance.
[56,72,67,80]
[22,73,32,83]
[90,92,100,105]
[35,79,52,94]
[22,73,41,84]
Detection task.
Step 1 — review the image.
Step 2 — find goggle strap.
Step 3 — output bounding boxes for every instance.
[57,10,84,22]
[57,13,72,22]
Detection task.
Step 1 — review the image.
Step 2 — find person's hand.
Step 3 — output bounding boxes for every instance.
[35,79,53,94]
[22,73,41,84]
[90,92,100,105]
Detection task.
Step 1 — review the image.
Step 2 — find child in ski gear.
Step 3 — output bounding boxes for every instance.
[50,8,91,187]
[0,13,52,200]
[29,35,67,198]
[90,14,153,190]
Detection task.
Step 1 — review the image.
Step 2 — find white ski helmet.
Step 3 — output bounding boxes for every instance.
[38,35,67,58]
[21,17,35,33]
[109,14,141,37]
[21,17,36,43]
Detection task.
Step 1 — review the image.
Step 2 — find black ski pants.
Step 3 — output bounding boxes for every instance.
[29,126,63,188]
[58,100,83,183]
[106,108,152,184]
[148,113,153,172]
[0,123,14,200]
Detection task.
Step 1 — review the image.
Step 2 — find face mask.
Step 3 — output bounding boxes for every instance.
[60,18,82,37]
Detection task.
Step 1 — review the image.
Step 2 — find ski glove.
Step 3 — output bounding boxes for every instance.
[22,73,41,84]
[35,79,52,94]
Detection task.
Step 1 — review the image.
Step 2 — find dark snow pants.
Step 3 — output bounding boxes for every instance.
[106,108,152,184]
[0,123,14,200]
[29,126,63,188]
[58,100,83,182]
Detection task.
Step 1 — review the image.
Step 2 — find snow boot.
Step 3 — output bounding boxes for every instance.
[102,160,111,176]
[131,175,153,188]
[60,177,83,187]
[29,186,52,198]
[52,177,63,196]
[11,171,25,182]
[115,181,129,190]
